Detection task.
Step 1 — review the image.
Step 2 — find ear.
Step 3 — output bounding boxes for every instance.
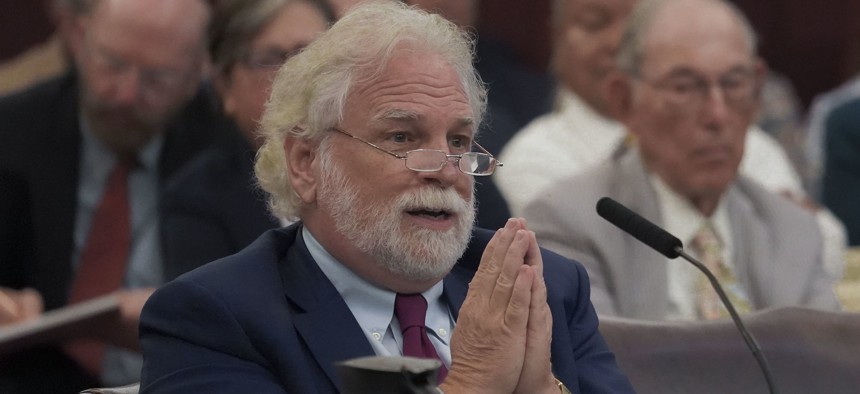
[604,71,635,125]
[284,135,319,205]
[65,15,88,62]
[213,74,237,116]
[752,56,769,100]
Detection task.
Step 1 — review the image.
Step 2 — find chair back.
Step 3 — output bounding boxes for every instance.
[600,307,860,394]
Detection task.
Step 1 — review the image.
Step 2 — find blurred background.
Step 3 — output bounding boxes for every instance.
[3,1,859,108]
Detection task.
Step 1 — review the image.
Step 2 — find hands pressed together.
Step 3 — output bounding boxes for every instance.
[440,218,559,394]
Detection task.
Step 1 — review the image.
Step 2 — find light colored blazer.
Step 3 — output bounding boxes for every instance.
[523,148,840,320]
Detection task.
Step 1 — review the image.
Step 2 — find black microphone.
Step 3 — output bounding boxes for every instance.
[596,197,682,258]
[596,197,778,394]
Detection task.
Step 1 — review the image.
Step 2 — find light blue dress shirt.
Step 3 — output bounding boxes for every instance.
[74,119,164,385]
[303,227,454,367]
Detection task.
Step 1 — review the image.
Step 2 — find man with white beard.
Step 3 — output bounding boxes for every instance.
[138,2,633,393]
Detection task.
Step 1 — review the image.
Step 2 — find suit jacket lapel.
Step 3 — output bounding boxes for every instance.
[278,227,375,390]
[724,185,768,308]
[31,73,81,309]
[614,150,670,318]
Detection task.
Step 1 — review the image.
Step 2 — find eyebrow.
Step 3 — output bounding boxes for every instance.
[373,109,474,128]
[662,64,752,80]
[375,109,419,122]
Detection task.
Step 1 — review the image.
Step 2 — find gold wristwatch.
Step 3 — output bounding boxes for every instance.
[555,377,572,394]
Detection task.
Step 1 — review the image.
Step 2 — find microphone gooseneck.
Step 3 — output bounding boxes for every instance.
[595,197,778,394]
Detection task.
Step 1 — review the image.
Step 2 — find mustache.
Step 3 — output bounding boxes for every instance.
[396,186,472,214]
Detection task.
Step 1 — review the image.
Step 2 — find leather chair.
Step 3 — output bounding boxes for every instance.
[599,307,860,394]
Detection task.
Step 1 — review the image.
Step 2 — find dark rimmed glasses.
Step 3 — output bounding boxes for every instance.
[331,127,503,176]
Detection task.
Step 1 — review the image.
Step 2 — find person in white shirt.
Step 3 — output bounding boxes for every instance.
[496,0,846,280]
[522,0,842,320]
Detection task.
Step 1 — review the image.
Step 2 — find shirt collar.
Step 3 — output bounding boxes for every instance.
[79,113,163,172]
[556,88,620,132]
[302,227,448,343]
[650,173,732,255]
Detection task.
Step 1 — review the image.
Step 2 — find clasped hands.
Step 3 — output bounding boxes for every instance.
[440,218,558,394]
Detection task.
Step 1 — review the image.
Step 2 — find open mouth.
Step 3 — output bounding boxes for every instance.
[407,208,453,221]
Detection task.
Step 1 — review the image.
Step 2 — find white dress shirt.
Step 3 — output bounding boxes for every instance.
[651,175,735,320]
[496,89,625,216]
[76,120,164,385]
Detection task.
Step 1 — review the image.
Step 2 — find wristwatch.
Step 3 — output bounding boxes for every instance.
[555,377,572,394]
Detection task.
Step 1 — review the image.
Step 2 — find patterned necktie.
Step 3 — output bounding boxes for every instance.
[690,223,752,320]
[65,159,133,377]
[394,293,448,382]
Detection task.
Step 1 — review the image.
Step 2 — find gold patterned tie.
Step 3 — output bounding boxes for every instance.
[690,223,752,320]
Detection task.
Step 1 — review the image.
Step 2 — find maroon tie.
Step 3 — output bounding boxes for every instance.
[65,160,133,377]
[394,293,448,382]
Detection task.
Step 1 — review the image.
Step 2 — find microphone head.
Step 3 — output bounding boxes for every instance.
[596,197,682,259]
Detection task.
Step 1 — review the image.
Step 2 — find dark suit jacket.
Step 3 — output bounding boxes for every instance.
[822,97,860,246]
[140,224,634,393]
[0,71,230,308]
[160,130,281,272]
[0,72,231,391]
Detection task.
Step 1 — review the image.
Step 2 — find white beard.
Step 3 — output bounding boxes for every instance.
[317,148,475,282]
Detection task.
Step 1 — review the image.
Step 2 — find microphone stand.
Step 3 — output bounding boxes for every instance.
[675,247,778,394]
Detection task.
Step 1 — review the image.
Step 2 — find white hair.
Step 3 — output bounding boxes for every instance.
[255,0,486,220]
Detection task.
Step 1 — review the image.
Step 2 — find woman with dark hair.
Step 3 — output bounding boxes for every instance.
[159,0,331,273]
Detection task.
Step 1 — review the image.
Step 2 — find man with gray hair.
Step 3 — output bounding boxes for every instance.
[139,2,633,393]
[524,0,841,321]
[0,0,226,391]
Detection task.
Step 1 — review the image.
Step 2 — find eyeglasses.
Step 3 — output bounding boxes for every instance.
[636,68,759,112]
[85,40,194,97]
[330,127,503,176]
[238,46,305,72]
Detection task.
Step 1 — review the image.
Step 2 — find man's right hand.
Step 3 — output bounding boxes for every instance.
[0,287,43,325]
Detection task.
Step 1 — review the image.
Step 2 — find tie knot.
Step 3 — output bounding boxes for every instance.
[395,293,428,330]
[107,158,136,185]
[691,224,721,254]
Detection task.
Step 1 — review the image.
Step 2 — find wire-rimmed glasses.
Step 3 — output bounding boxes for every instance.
[330,127,503,176]
[636,67,759,112]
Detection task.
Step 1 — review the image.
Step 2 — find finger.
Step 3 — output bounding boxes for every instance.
[513,268,553,394]
[529,267,550,331]
[526,260,550,342]
[18,288,43,321]
[474,220,519,288]
[0,290,20,324]
[491,229,531,309]
[524,230,544,277]
[470,226,506,294]
[504,264,534,331]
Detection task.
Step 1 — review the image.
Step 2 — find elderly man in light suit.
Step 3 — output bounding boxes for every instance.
[523,0,841,320]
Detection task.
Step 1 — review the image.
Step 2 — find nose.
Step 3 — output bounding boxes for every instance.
[606,20,626,54]
[416,145,464,188]
[700,84,730,120]
[111,69,143,105]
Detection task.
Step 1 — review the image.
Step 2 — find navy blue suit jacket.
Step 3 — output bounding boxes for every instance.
[139,224,633,393]
[160,130,281,272]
